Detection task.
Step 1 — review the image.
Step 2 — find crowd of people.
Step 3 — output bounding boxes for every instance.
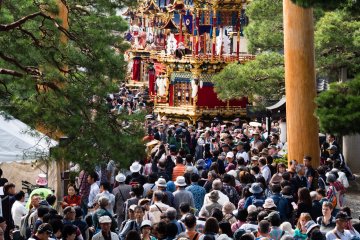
[0,116,359,240]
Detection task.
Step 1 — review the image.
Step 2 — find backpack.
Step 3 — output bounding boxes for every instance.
[252,196,265,207]
[328,186,337,208]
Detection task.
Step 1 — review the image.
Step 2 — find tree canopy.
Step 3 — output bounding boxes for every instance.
[0,1,145,170]
[316,74,360,136]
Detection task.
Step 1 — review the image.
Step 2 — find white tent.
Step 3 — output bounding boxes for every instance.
[0,113,58,162]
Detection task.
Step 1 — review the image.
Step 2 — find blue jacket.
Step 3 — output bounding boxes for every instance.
[270,193,289,221]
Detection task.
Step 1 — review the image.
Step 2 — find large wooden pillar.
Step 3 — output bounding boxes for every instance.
[283,0,320,166]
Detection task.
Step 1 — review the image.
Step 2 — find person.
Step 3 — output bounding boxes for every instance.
[119,206,144,240]
[198,217,219,240]
[92,216,119,240]
[265,212,285,240]
[173,176,194,213]
[243,183,265,209]
[199,191,222,217]
[294,188,312,224]
[293,164,308,192]
[0,217,7,240]
[28,223,53,240]
[304,156,318,191]
[113,173,132,227]
[269,184,289,221]
[11,191,28,228]
[183,213,202,240]
[185,173,206,214]
[166,208,186,235]
[62,224,78,240]
[95,182,115,214]
[231,209,247,233]
[124,185,144,220]
[172,157,186,182]
[259,157,271,184]
[62,184,81,209]
[33,205,50,233]
[270,163,287,186]
[106,159,116,190]
[317,202,336,233]
[203,179,229,206]
[2,182,15,240]
[126,162,147,186]
[87,171,100,209]
[326,173,346,208]
[77,170,90,217]
[256,220,272,240]
[222,174,240,206]
[92,197,115,232]
[325,211,354,240]
[72,207,89,240]
[304,220,320,239]
[139,220,156,240]
[293,213,312,240]
[222,202,236,225]
[154,178,174,207]
[149,191,170,223]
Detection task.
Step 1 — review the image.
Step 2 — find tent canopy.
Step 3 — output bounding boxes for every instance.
[0,113,58,163]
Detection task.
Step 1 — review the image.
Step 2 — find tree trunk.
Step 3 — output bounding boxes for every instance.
[283,0,320,166]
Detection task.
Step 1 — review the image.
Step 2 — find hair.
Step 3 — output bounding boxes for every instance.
[166,208,177,220]
[222,202,236,214]
[298,187,312,206]
[46,194,56,206]
[255,176,267,190]
[242,186,252,199]
[203,217,219,234]
[281,185,292,196]
[74,206,83,218]
[246,211,258,222]
[176,156,183,164]
[190,173,200,182]
[269,214,281,227]
[317,166,326,175]
[296,213,312,230]
[210,208,223,222]
[251,166,260,175]
[132,184,144,197]
[219,221,233,237]
[179,203,191,214]
[258,157,267,166]
[236,209,248,222]
[125,230,141,240]
[153,190,164,201]
[322,201,334,210]
[62,224,77,240]
[37,223,53,234]
[266,156,274,165]
[166,222,178,238]
[271,184,281,194]
[98,196,109,208]
[48,218,63,235]
[148,173,158,183]
[14,190,25,201]
[0,168,2,177]
[186,154,193,163]
[277,163,286,173]
[239,171,252,184]
[258,220,271,235]
[316,188,326,198]
[309,229,325,240]
[340,207,351,217]
[63,206,75,215]
[240,233,255,240]
[100,182,111,191]
[257,211,269,222]
[184,213,197,228]
[281,172,291,181]
[134,206,144,213]
[4,183,15,194]
[304,155,312,161]
[38,206,50,218]
[88,171,99,182]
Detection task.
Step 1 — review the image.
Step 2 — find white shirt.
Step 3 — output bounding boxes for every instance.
[236,151,249,163]
[203,190,229,206]
[326,229,354,240]
[88,182,100,207]
[11,200,28,227]
[261,165,271,183]
[95,191,115,214]
[326,170,349,188]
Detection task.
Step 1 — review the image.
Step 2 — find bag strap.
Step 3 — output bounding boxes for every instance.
[118,189,125,202]
[154,204,163,213]
[192,232,199,240]
[151,184,156,190]
[333,230,341,239]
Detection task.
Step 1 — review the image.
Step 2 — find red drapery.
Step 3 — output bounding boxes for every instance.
[169,84,174,106]
[148,69,156,95]
[132,58,141,81]
[197,86,247,108]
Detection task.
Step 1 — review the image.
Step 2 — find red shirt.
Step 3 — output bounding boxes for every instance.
[62,194,81,208]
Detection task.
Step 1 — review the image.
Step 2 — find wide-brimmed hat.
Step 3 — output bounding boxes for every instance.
[141,220,152,229]
[99,216,112,224]
[263,198,277,209]
[130,162,142,173]
[36,173,48,186]
[155,178,167,187]
[174,176,187,186]
[226,151,234,158]
[335,211,352,220]
[305,220,320,234]
[115,173,126,183]
[251,156,259,162]
[209,190,220,202]
[249,182,263,194]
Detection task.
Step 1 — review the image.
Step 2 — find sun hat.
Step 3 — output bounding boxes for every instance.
[140,220,152,229]
[251,156,259,162]
[155,178,167,187]
[36,173,48,186]
[249,182,263,194]
[247,205,257,214]
[139,198,151,206]
[130,161,142,173]
[335,211,352,220]
[115,173,126,183]
[129,204,137,211]
[209,190,220,202]
[263,198,277,209]
[226,151,234,158]
[99,216,112,224]
[174,176,187,187]
[305,220,320,234]
[280,222,294,235]
[37,223,53,234]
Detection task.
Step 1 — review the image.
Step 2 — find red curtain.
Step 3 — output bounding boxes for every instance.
[169,84,174,106]
[197,86,247,108]
[148,69,156,95]
[132,58,141,81]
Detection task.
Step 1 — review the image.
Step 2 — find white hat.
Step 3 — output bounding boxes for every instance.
[174,176,187,186]
[115,173,126,183]
[99,216,112,223]
[226,151,234,158]
[130,162,142,173]
[263,198,277,209]
[227,170,238,179]
[155,178,167,187]
[140,220,152,229]
[36,173,48,186]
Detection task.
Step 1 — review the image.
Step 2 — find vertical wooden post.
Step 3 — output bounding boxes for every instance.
[283,0,320,166]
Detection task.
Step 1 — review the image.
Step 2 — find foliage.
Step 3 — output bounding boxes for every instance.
[274,154,288,165]
[0,0,145,170]
[243,0,283,54]
[291,0,360,12]
[315,9,360,80]
[316,74,360,136]
[212,52,284,104]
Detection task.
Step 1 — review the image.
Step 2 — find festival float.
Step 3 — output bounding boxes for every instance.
[125,0,254,123]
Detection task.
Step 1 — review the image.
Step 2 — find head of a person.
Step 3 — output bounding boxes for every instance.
[134,206,144,222]
[219,221,232,237]
[99,182,111,192]
[212,179,223,190]
[36,223,53,240]
[14,190,25,202]
[179,203,191,215]
[132,184,144,198]
[316,188,326,199]
[271,184,282,194]
[204,217,219,234]
[48,218,63,239]
[63,206,76,220]
[153,190,163,203]
[265,212,281,227]
[258,220,271,236]
[239,233,255,240]
[74,206,83,219]
[309,229,325,240]
[140,220,152,236]
[176,156,183,164]
[98,196,109,208]
[296,164,305,176]
[277,163,286,174]
[258,157,266,167]
[297,187,312,206]
[4,182,15,195]
[296,212,312,230]
[87,171,99,184]
[31,193,41,209]
[190,173,200,183]
[166,207,177,221]
[99,215,112,232]
[62,224,77,240]
[222,202,236,215]
[67,184,76,196]
[303,155,312,167]
[46,194,56,206]
[211,208,224,222]
[236,209,248,222]
[125,230,141,240]
[184,213,197,229]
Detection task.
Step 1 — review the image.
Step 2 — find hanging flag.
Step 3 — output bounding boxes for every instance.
[183,14,193,33]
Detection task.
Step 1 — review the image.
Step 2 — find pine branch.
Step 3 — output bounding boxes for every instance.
[0,12,45,31]
[0,68,23,77]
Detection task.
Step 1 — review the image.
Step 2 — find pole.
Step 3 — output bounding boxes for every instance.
[283,0,320,166]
